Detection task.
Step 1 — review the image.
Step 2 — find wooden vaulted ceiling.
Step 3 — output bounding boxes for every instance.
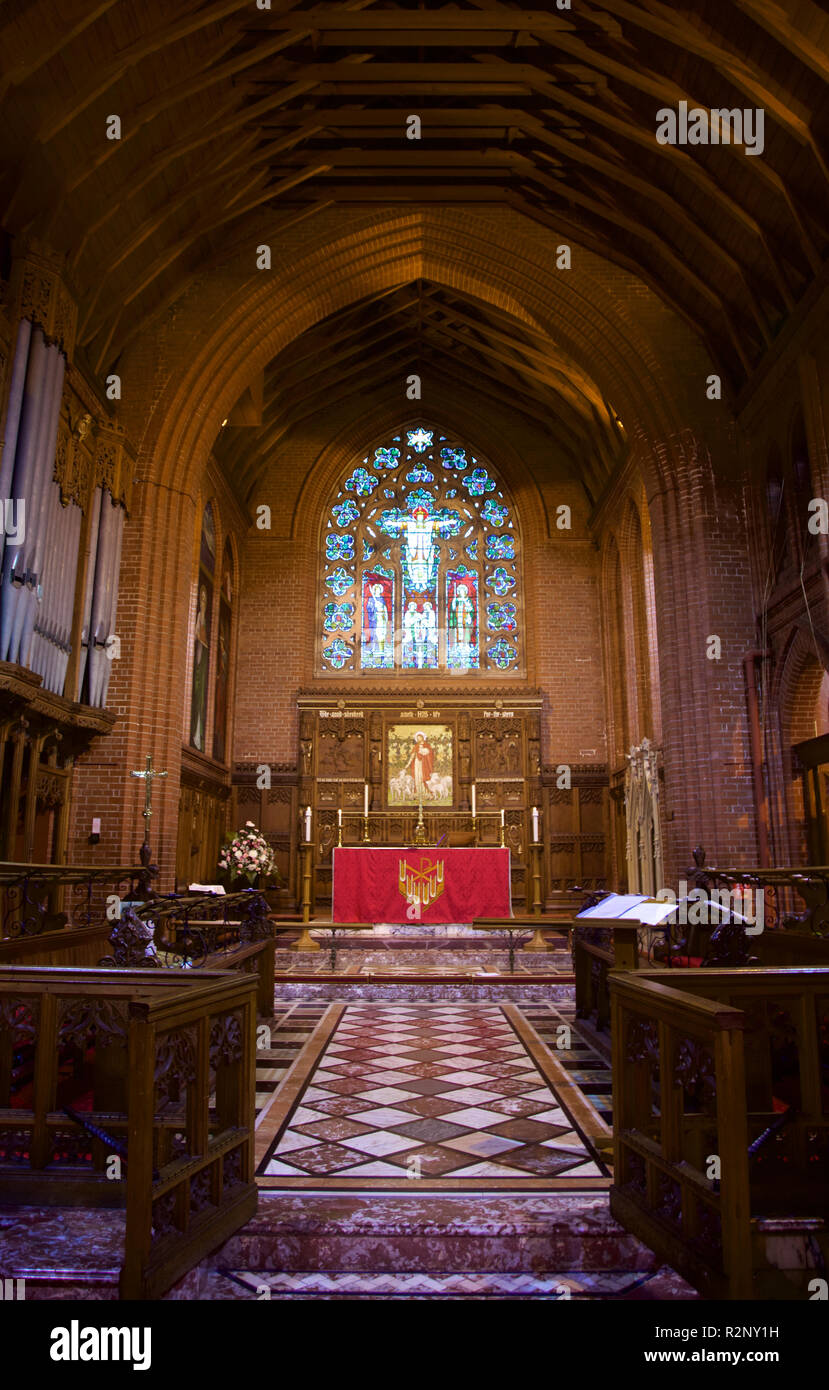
[214,278,626,504]
[2,0,829,487]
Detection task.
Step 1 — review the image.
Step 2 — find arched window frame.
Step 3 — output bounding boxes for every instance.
[188,500,217,753]
[212,536,235,763]
[317,424,524,677]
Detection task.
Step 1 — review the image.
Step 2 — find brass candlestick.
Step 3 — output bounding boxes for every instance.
[531,839,543,915]
[293,840,319,951]
[413,788,428,845]
[362,814,371,844]
[523,841,547,951]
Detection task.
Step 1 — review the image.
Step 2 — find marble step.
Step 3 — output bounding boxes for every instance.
[210,1194,667,1275]
[174,1266,698,1300]
[0,1207,124,1300]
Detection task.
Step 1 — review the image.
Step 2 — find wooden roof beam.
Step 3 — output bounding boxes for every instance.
[731,0,829,82]
[36,0,253,143]
[505,189,743,390]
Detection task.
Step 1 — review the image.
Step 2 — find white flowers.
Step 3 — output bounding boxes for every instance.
[219,823,276,884]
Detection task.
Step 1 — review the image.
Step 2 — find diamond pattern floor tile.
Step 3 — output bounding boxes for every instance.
[257,1001,609,1186]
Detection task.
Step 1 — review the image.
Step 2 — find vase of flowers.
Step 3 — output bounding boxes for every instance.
[219,821,277,889]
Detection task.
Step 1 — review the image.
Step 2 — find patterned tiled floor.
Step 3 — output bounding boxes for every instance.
[255,1003,328,1113]
[256,1001,609,1188]
[521,1000,614,1126]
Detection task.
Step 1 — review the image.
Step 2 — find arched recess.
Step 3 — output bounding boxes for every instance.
[212,535,237,766]
[187,498,218,756]
[601,486,664,893]
[602,534,629,887]
[774,626,829,864]
[619,498,654,745]
[602,535,629,767]
[182,497,242,763]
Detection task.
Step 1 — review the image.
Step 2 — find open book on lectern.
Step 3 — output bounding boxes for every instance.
[576,893,679,926]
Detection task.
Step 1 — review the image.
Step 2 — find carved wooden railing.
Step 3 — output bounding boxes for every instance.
[131,888,273,959]
[128,890,276,1015]
[0,966,258,1299]
[689,854,829,938]
[0,887,277,1016]
[610,967,829,1300]
[0,861,149,939]
[574,922,639,1031]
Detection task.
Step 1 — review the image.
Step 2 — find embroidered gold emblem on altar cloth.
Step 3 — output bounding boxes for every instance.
[398,856,445,911]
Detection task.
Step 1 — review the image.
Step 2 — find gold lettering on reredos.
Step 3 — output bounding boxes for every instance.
[399,856,445,910]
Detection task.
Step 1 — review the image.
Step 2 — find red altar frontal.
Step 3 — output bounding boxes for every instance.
[331,846,512,924]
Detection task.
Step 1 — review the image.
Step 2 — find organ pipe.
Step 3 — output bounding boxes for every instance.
[77,485,102,699]
[99,503,124,707]
[56,504,82,696]
[0,327,49,663]
[1,315,126,708]
[18,345,65,670]
[89,490,119,707]
[0,318,33,577]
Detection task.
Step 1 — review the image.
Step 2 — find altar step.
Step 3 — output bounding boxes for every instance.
[167,1194,699,1300]
[301,929,571,952]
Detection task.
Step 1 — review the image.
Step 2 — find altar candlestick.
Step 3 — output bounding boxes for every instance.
[500,808,505,828]
[471,784,476,818]
[364,782,369,817]
[304,805,312,842]
[532,806,539,842]
[337,808,342,827]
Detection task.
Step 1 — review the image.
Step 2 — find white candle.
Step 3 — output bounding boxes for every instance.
[471,784,476,818]
[304,806,312,841]
[337,808,342,827]
[532,806,539,842]
[364,783,369,816]
[500,808,505,828]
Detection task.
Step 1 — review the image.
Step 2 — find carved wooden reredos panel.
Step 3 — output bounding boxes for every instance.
[291,692,608,909]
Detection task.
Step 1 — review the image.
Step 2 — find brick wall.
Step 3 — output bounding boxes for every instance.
[16,209,824,895]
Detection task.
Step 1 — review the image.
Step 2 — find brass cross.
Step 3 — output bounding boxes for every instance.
[130,754,168,827]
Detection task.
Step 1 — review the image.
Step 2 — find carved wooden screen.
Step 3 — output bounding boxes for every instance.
[318,425,524,677]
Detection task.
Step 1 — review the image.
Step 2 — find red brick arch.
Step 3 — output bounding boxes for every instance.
[118,208,727,511]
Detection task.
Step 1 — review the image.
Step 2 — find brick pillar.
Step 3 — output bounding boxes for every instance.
[647,435,758,884]
[70,478,197,888]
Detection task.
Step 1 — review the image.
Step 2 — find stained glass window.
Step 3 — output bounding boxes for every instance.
[318,425,522,675]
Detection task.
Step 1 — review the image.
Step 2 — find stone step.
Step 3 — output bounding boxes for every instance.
[210,1193,668,1275]
[0,1207,124,1300]
[175,1265,698,1300]
[9,1273,120,1301]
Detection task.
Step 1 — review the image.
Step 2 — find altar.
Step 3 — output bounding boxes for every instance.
[332,846,512,924]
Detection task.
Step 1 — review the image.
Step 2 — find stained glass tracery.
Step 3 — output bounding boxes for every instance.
[319,426,521,675]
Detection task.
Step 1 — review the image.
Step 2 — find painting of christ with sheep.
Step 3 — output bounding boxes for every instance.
[387,724,453,807]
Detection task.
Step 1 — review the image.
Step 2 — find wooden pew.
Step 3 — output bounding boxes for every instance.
[0,965,258,1300]
[609,965,829,1299]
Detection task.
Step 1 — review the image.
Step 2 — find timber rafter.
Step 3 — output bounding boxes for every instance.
[1,0,827,499]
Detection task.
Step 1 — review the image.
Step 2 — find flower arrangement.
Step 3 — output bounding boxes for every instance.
[218,821,278,886]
